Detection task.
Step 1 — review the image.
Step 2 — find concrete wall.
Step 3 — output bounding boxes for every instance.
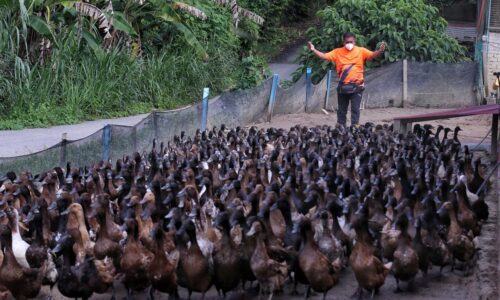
[487,32,500,97]
[326,60,477,110]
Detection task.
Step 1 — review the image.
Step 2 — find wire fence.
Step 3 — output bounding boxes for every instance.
[0,60,479,175]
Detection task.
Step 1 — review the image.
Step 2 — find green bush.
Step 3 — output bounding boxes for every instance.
[296,0,469,82]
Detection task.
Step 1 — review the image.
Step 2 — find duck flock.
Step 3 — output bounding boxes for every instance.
[0,123,491,300]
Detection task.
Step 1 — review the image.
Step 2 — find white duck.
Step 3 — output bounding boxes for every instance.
[8,208,30,268]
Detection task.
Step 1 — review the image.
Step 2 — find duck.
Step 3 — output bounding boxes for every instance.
[120,218,155,297]
[5,207,30,268]
[325,196,351,258]
[420,201,451,276]
[437,201,475,276]
[464,158,483,194]
[51,233,99,299]
[63,202,94,264]
[229,208,256,289]
[296,218,340,299]
[25,199,53,268]
[212,211,241,297]
[24,199,58,292]
[412,217,430,285]
[452,184,480,236]
[90,194,122,268]
[391,213,419,293]
[349,204,391,299]
[126,195,155,250]
[247,218,288,299]
[314,210,345,266]
[0,224,47,300]
[148,221,179,299]
[176,218,213,299]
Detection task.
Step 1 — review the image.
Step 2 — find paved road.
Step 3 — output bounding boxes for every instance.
[269,38,304,81]
[0,114,149,157]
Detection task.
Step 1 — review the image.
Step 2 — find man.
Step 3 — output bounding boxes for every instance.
[308,32,385,127]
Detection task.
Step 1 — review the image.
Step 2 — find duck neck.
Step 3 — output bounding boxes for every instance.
[255,234,267,253]
[414,226,422,243]
[398,230,411,246]
[62,246,76,267]
[447,208,459,228]
[187,227,199,248]
[96,213,110,240]
[355,222,373,245]
[220,225,232,244]
[331,214,342,232]
[320,218,330,234]
[32,218,44,246]
[303,228,316,249]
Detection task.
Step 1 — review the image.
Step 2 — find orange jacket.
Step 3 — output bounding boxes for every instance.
[325,46,374,85]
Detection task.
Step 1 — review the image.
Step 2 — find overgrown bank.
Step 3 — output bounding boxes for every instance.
[0,0,326,129]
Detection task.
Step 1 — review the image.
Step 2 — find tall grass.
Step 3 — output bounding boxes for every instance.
[0,48,240,129]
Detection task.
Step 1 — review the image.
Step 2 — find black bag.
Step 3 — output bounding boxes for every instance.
[337,64,358,94]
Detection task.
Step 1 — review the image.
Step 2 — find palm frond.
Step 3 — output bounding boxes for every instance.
[74,1,111,39]
[210,0,264,26]
[239,7,263,25]
[173,2,207,20]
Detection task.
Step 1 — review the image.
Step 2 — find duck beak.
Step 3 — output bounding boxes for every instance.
[141,210,151,220]
[25,212,35,223]
[52,243,63,256]
[48,202,58,211]
[13,188,21,197]
[246,226,256,237]
[198,185,207,200]
[436,206,445,216]
[178,199,185,209]
[177,189,186,198]
[165,210,174,219]
[342,205,349,215]
[18,221,29,232]
[188,210,197,219]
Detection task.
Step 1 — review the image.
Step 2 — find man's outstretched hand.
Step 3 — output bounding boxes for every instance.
[307,41,315,52]
[378,41,386,52]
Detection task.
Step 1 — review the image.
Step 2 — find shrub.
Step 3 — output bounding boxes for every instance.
[296,0,468,82]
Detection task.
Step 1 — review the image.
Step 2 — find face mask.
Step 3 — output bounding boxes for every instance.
[345,43,354,51]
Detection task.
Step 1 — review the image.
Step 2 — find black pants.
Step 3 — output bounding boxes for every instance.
[337,90,363,126]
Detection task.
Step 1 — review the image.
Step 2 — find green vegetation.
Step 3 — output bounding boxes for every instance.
[0,0,321,129]
[0,0,248,129]
[296,0,469,83]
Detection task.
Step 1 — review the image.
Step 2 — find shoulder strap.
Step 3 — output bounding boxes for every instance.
[338,64,354,84]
